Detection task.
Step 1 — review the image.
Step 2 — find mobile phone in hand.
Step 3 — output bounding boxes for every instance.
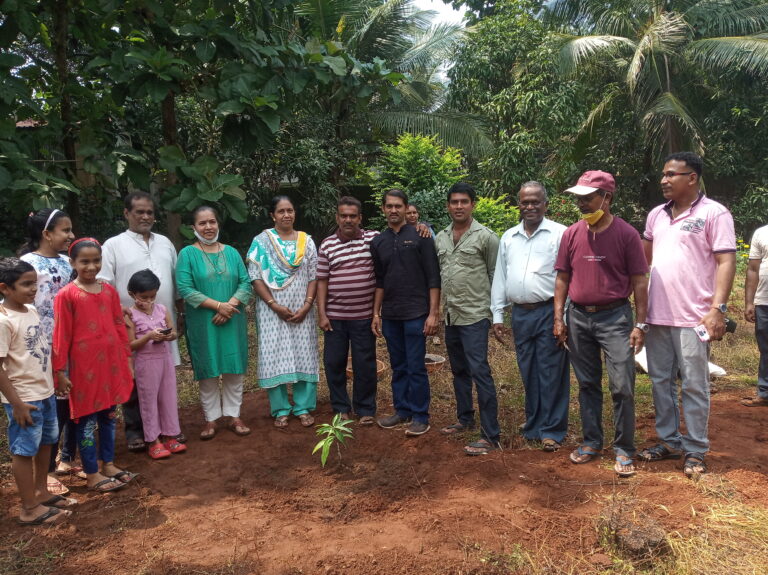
[158,328,172,335]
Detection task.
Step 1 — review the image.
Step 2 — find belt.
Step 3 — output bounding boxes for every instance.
[516,297,554,311]
[571,298,629,313]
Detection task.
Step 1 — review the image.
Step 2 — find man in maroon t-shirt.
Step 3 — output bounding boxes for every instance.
[553,170,649,477]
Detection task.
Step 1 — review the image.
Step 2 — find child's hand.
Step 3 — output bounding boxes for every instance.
[56,374,72,396]
[12,401,38,428]
[149,329,166,341]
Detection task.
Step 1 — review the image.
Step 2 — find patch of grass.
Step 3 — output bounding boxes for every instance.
[0,535,60,575]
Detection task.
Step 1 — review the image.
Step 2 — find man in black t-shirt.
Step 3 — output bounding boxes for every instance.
[371,189,441,437]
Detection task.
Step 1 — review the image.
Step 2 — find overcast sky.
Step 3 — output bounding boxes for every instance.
[413,0,467,24]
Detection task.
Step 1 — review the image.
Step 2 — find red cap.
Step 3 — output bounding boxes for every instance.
[565,170,616,195]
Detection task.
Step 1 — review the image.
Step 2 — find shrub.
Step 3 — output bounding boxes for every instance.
[473,196,520,236]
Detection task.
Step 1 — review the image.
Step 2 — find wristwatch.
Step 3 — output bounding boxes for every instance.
[634,322,649,333]
[712,303,728,313]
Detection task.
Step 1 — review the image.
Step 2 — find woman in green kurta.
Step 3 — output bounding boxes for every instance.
[176,206,252,440]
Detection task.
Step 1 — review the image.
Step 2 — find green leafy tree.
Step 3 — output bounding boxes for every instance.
[369,133,466,229]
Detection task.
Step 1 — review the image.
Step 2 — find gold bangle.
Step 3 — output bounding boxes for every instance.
[306,296,314,301]
[266,299,275,306]
[216,302,221,311]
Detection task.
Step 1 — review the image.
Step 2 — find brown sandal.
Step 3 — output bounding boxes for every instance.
[274,415,289,428]
[298,413,315,427]
[229,418,251,436]
[200,422,217,440]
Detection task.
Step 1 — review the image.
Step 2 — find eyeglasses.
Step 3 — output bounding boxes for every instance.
[661,171,694,179]
[574,192,603,204]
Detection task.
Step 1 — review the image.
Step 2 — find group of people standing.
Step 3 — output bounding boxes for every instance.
[1,150,762,528]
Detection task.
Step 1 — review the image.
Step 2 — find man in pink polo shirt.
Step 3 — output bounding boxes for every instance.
[639,152,736,478]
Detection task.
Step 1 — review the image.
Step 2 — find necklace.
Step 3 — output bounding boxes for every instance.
[199,242,226,275]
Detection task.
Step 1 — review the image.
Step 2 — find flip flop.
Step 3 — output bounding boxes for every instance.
[440,423,474,436]
[464,439,500,456]
[18,506,71,526]
[89,478,127,493]
[358,416,375,426]
[274,416,289,428]
[109,470,139,484]
[569,445,600,464]
[47,476,70,496]
[41,494,78,509]
[55,463,83,477]
[614,456,637,478]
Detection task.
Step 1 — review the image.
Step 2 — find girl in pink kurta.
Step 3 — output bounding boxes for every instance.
[52,238,137,493]
[124,269,186,460]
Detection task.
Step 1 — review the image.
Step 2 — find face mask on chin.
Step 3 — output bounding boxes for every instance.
[580,193,607,226]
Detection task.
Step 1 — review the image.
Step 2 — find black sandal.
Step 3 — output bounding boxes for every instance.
[637,443,682,462]
[683,454,707,477]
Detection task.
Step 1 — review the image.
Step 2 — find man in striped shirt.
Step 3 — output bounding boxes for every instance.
[317,197,379,425]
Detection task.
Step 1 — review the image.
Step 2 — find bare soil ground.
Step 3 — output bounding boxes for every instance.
[1,369,767,575]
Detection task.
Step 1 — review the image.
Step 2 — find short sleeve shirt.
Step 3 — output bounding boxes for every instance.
[749,225,768,306]
[0,306,54,403]
[555,217,648,305]
[644,194,736,326]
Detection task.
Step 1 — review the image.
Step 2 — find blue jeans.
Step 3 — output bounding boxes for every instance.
[382,316,430,424]
[567,303,636,458]
[324,319,378,416]
[445,319,500,443]
[512,305,570,443]
[3,394,58,456]
[75,407,117,475]
[756,305,768,400]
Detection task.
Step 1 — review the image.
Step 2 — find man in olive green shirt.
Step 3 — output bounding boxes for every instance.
[435,182,501,455]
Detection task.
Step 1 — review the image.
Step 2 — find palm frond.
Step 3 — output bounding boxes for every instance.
[685,1,768,36]
[368,110,493,156]
[569,85,626,162]
[688,34,768,78]
[626,12,689,95]
[642,91,704,157]
[396,23,465,72]
[556,34,637,76]
[296,0,374,40]
[350,0,417,62]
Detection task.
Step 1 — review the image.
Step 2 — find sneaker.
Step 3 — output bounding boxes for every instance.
[377,414,410,429]
[404,421,430,436]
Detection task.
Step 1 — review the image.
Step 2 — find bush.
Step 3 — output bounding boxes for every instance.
[473,196,520,236]
[546,192,581,227]
[369,133,467,230]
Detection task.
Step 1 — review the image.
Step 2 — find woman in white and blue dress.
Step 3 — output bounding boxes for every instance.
[247,196,319,429]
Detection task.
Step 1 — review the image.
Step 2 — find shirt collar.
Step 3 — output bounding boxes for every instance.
[663,191,704,218]
[335,227,364,243]
[443,218,482,235]
[125,230,154,242]
[511,217,556,237]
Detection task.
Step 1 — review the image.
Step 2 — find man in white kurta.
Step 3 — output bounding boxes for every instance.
[98,192,183,450]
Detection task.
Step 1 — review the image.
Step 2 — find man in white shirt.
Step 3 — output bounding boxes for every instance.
[491,182,569,451]
[743,223,768,407]
[98,192,184,451]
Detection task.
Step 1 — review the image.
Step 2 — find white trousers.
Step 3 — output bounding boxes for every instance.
[199,374,244,421]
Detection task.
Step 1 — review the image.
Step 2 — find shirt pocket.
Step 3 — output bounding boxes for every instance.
[457,244,482,268]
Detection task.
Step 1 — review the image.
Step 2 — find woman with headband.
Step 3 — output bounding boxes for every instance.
[19,209,77,495]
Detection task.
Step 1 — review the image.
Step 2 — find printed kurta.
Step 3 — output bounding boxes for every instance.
[247,230,319,388]
[176,244,252,380]
[52,282,133,419]
[19,253,72,344]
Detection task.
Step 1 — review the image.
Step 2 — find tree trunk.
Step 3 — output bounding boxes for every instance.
[161,91,182,248]
[53,0,81,234]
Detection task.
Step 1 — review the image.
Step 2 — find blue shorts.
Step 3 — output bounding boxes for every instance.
[3,394,59,457]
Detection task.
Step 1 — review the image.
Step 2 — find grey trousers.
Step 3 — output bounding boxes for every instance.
[567,302,636,458]
[645,325,710,456]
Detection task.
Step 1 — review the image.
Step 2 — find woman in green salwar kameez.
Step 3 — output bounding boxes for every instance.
[176,206,252,440]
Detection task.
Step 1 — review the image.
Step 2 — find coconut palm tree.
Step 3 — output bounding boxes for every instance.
[547,0,768,161]
[295,0,493,156]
